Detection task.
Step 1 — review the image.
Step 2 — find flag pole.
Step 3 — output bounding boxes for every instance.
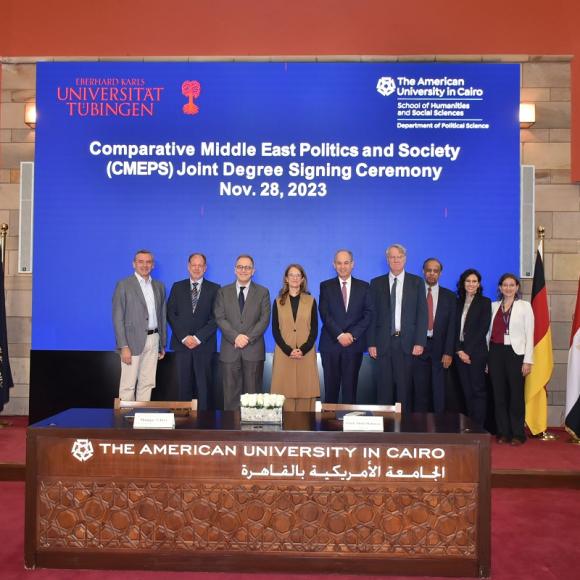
[535,226,558,441]
[0,223,10,428]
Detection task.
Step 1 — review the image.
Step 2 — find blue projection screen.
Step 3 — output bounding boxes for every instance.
[32,62,520,351]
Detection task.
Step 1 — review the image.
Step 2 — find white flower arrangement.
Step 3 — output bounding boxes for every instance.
[240,393,285,409]
[240,393,284,423]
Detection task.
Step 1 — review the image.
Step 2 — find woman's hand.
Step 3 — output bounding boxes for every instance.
[522,363,532,377]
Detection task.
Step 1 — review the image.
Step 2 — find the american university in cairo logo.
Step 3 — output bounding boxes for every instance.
[71,439,94,462]
[182,80,201,115]
[376,76,397,97]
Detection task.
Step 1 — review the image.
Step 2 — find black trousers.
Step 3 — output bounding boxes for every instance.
[411,338,446,413]
[454,351,488,428]
[175,350,214,410]
[488,342,526,440]
[376,337,413,412]
[321,350,363,404]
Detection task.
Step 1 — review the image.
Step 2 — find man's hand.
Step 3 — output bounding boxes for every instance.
[338,333,354,347]
[368,346,377,359]
[235,334,250,349]
[158,348,165,360]
[183,336,199,350]
[457,350,471,364]
[120,346,132,365]
[412,345,424,356]
[441,354,453,369]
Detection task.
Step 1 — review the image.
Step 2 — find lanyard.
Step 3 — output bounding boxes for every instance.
[501,300,513,335]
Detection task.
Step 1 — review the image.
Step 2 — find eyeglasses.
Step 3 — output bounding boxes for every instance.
[287,273,303,279]
[235,265,253,271]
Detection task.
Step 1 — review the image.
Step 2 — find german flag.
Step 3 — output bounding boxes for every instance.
[524,248,553,435]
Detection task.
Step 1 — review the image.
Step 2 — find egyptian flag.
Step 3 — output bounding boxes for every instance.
[524,248,553,435]
[564,277,580,439]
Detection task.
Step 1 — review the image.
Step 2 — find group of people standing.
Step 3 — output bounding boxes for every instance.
[112,245,534,444]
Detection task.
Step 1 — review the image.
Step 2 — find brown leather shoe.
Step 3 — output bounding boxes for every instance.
[496,436,509,444]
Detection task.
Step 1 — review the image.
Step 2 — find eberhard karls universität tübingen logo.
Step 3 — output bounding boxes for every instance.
[376,76,396,97]
[71,439,94,462]
[182,80,201,115]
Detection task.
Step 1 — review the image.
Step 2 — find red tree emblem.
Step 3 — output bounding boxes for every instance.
[182,80,201,115]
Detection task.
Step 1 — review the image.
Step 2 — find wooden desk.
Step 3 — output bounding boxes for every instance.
[25,409,490,577]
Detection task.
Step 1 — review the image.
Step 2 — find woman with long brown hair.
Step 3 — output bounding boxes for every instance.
[487,273,534,445]
[270,264,320,411]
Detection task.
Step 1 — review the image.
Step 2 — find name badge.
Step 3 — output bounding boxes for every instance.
[503,334,512,346]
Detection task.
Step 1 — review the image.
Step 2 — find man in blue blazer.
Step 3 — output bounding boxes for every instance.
[167,253,220,409]
[368,244,428,412]
[411,258,456,412]
[319,249,373,403]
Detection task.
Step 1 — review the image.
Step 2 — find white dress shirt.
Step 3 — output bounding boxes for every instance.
[191,277,204,294]
[135,272,158,330]
[389,270,405,332]
[236,280,251,302]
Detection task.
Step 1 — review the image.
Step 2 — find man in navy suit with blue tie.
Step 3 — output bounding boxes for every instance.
[319,250,373,403]
[411,258,456,412]
[167,253,220,409]
[368,244,428,412]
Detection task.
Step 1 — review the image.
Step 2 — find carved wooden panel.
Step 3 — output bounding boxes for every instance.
[38,480,478,557]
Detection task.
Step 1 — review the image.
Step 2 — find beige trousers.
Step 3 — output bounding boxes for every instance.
[118,333,159,401]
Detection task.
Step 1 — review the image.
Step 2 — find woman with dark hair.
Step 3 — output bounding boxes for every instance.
[487,273,534,445]
[455,268,492,427]
[270,264,320,411]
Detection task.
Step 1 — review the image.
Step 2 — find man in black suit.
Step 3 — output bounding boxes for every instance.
[411,258,456,412]
[368,244,428,412]
[319,249,373,403]
[167,253,220,409]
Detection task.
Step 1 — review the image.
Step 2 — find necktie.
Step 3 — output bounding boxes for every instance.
[427,287,434,332]
[390,277,397,335]
[341,281,348,309]
[238,286,246,313]
[191,282,199,314]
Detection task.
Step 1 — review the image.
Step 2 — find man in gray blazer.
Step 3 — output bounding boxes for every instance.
[214,255,271,410]
[112,249,167,401]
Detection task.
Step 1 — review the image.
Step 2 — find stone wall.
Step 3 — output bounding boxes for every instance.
[521,60,579,425]
[1,58,578,422]
[0,62,34,415]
